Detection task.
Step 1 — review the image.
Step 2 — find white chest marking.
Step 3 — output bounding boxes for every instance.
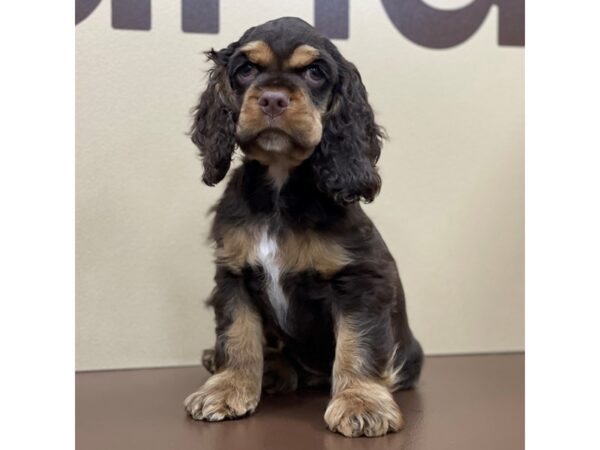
[256,231,288,326]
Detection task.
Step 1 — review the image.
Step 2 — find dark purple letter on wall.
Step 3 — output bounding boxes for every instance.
[380,0,524,48]
[182,0,219,33]
[76,0,102,24]
[75,0,525,48]
[111,0,151,30]
[314,0,349,39]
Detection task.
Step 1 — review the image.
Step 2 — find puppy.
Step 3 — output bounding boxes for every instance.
[184,17,423,438]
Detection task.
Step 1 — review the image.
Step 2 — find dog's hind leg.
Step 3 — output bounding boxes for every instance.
[390,337,424,391]
[262,347,299,394]
[201,348,217,374]
[202,345,298,394]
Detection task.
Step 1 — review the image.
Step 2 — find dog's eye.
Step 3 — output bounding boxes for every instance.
[303,64,326,87]
[236,63,259,84]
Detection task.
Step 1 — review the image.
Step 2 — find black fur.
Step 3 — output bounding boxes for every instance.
[190,44,239,186]
[312,54,384,205]
[191,17,423,394]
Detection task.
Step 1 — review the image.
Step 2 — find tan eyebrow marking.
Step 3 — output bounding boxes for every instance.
[283,45,320,69]
[240,40,275,67]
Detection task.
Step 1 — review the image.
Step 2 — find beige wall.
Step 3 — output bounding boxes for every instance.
[76,1,524,370]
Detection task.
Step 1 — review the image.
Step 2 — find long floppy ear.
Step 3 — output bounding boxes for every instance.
[191,44,239,186]
[311,57,384,205]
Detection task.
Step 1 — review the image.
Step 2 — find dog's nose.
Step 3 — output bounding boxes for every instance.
[258,91,289,118]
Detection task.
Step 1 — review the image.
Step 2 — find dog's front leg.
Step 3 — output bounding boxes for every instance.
[184,276,263,421]
[324,313,404,437]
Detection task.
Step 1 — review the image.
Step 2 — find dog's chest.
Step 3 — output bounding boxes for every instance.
[216,225,352,328]
[255,231,288,326]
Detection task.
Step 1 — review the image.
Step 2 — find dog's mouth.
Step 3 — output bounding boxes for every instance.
[237,126,308,153]
[255,129,295,153]
[237,126,318,169]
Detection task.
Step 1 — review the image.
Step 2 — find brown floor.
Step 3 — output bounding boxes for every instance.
[76,353,523,450]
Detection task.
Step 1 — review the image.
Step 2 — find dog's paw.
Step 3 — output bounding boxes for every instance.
[324,386,404,437]
[184,370,261,421]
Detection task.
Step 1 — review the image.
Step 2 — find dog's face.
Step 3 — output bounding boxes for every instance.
[232,38,332,167]
[192,17,383,205]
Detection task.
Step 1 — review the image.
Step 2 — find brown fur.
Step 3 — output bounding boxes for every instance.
[186,17,424,437]
[184,304,263,421]
[240,40,276,68]
[216,226,351,277]
[215,227,260,273]
[324,317,405,437]
[235,41,323,185]
[222,303,264,370]
[280,230,351,278]
[283,44,320,69]
[202,345,299,395]
[236,85,323,154]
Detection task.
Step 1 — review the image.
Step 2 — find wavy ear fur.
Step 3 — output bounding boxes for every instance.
[311,57,384,205]
[191,44,239,186]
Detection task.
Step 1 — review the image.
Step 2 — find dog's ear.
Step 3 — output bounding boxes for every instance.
[311,57,384,205]
[191,43,239,186]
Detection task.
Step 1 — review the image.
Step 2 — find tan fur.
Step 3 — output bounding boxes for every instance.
[202,345,299,394]
[184,304,263,421]
[223,303,264,370]
[266,159,297,189]
[237,82,323,185]
[382,344,405,392]
[217,226,351,277]
[283,44,320,69]
[280,230,351,278]
[236,85,323,169]
[287,87,324,145]
[243,144,315,182]
[236,85,262,136]
[215,227,261,273]
[240,40,275,67]
[324,317,405,437]
[324,383,404,437]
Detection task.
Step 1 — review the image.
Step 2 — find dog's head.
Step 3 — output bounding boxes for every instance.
[192,17,383,205]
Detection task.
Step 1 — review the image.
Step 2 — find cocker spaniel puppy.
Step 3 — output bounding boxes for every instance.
[184,17,423,438]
